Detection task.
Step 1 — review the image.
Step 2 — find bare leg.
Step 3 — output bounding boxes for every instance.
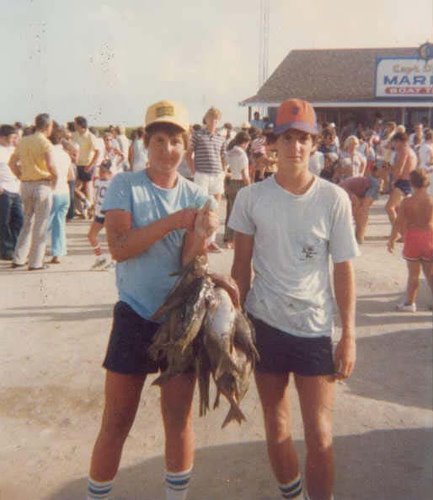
[385,188,403,226]
[89,371,146,481]
[255,371,300,483]
[160,373,196,472]
[420,261,433,299]
[294,374,335,500]
[88,220,104,248]
[406,260,421,304]
[355,197,374,243]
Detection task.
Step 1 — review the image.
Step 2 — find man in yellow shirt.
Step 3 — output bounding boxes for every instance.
[72,116,100,213]
[9,113,56,270]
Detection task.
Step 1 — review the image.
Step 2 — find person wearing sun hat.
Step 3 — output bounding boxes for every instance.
[87,100,219,500]
[229,98,359,500]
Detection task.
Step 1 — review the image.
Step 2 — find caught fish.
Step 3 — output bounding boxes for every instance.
[150,256,258,428]
[203,287,238,381]
[151,254,208,321]
[150,258,214,386]
[201,287,257,427]
[234,311,259,363]
[213,346,253,428]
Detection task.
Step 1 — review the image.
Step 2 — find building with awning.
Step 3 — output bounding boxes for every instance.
[240,46,433,130]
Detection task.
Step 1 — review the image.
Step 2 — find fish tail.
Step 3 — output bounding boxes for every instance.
[214,356,240,380]
[213,389,221,410]
[221,403,246,428]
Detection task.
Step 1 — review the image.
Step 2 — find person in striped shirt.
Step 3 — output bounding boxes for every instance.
[187,107,227,252]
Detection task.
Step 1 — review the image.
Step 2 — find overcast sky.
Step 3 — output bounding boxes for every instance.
[0,0,432,126]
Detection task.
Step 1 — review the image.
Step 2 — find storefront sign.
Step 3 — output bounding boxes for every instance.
[375,57,433,97]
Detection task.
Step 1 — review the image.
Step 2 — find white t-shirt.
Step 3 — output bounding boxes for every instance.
[131,138,147,172]
[228,175,359,338]
[0,145,19,193]
[227,146,249,180]
[308,151,325,175]
[52,145,71,194]
[418,142,433,170]
[94,178,111,218]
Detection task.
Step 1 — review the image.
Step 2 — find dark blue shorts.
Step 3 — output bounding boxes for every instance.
[103,301,165,376]
[94,215,105,225]
[77,165,94,182]
[394,179,411,196]
[249,315,335,376]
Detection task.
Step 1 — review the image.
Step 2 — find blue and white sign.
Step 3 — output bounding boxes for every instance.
[375,57,433,98]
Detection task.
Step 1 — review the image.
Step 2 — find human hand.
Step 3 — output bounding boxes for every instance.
[172,208,198,232]
[334,335,356,380]
[194,200,219,238]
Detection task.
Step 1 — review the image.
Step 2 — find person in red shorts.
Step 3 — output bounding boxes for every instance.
[387,168,433,312]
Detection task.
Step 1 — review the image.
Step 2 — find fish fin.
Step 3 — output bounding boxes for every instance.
[196,348,211,417]
[151,371,173,386]
[213,389,221,410]
[221,403,246,428]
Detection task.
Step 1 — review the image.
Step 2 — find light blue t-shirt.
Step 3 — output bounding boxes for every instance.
[102,170,211,321]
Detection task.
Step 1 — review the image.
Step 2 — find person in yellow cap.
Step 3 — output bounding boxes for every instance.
[87,100,219,500]
[229,99,359,500]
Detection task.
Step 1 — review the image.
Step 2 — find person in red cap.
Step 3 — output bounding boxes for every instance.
[229,98,359,500]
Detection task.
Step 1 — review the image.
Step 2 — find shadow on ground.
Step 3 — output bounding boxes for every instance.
[0,304,113,322]
[347,328,432,410]
[49,428,432,500]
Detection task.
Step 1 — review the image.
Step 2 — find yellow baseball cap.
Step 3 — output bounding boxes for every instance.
[145,100,189,132]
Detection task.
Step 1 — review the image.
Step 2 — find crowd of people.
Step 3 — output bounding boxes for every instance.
[0,99,432,500]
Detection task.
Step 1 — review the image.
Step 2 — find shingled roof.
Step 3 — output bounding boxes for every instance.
[241,47,420,105]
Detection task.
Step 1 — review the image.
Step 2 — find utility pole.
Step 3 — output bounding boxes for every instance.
[258,0,270,115]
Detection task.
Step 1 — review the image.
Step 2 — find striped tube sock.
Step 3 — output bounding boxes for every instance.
[279,474,303,499]
[165,468,192,500]
[87,477,113,499]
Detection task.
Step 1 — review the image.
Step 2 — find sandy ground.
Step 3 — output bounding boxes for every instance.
[0,197,432,500]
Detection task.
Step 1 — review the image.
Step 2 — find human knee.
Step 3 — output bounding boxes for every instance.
[305,425,333,456]
[101,407,135,440]
[262,406,290,440]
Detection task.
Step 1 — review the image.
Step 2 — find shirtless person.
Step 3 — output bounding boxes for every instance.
[388,168,433,312]
[385,132,417,226]
[340,166,381,243]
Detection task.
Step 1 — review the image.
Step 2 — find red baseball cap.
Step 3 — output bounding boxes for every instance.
[273,98,318,135]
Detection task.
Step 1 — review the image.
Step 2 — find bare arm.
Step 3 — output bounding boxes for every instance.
[8,153,21,179]
[105,208,198,262]
[45,151,57,181]
[333,260,356,379]
[86,149,100,171]
[231,231,254,306]
[241,167,251,185]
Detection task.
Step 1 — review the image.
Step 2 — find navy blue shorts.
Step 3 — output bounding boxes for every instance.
[249,315,335,376]
[103,301,166,376]
[394,179,411,196]
[77,165,94,182]
[94,215,105,225]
